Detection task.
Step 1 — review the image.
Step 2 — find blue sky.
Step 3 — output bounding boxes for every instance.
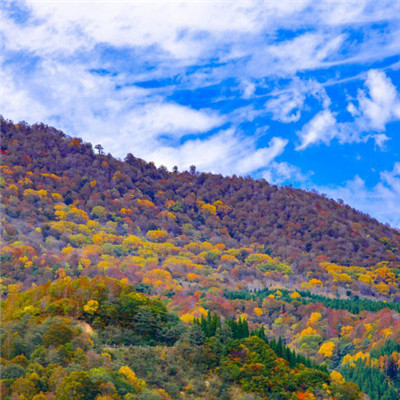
[1,0,400,227]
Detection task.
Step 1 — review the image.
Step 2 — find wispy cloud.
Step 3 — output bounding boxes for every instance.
[296,110,337,150]
[295,70,400,150]
[262,162,310,185]
[144,130,288,176]
[266,78,331,123]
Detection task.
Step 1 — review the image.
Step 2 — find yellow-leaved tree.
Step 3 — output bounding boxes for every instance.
[307,312,322,326]
[330,370,345,385]
[146,229,168,242]
[254,307,263,316]
[290,291,301,299]
[318,342,335,358]
[83,300,99,315]
[119,366,146,392]
[340,326,353,336]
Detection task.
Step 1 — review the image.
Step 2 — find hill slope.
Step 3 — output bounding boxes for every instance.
[1,118,399,273]
[2,118,400,399]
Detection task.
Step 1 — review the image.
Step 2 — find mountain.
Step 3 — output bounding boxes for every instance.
[1,118,400,400]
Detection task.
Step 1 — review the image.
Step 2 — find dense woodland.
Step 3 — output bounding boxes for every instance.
[1,118,400,399]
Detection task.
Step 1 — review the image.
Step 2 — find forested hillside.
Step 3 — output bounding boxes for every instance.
[1,118,400,399]
[1,276,361,400]
[2,119,399,271]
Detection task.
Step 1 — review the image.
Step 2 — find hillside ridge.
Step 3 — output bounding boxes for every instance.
[1,118,399,273]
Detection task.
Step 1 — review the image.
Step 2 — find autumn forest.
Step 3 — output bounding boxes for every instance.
[1,119,400,400]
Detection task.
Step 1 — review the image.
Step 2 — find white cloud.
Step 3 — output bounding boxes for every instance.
[295,69,400,150]
[3,0,399,77]
[1,72,49,123]
[126,103,224,138]
[334,70,400,147]
[144,130,287,176]
[357,69,400,130]
[266,33,347,74]
[3,1,262,62]
[266,92,304,123]
[102,103,225,158]
[236,137,288,174]
[1,49,224,159]
[296,109,337,150]
[320,163,400,228]
[347,102,358,117]
[323,1,399,26]
[241,80,256,99]
[262,161,310,185]
[266,78,331,123]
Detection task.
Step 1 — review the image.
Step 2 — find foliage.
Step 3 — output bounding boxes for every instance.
[1,119,400,398]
